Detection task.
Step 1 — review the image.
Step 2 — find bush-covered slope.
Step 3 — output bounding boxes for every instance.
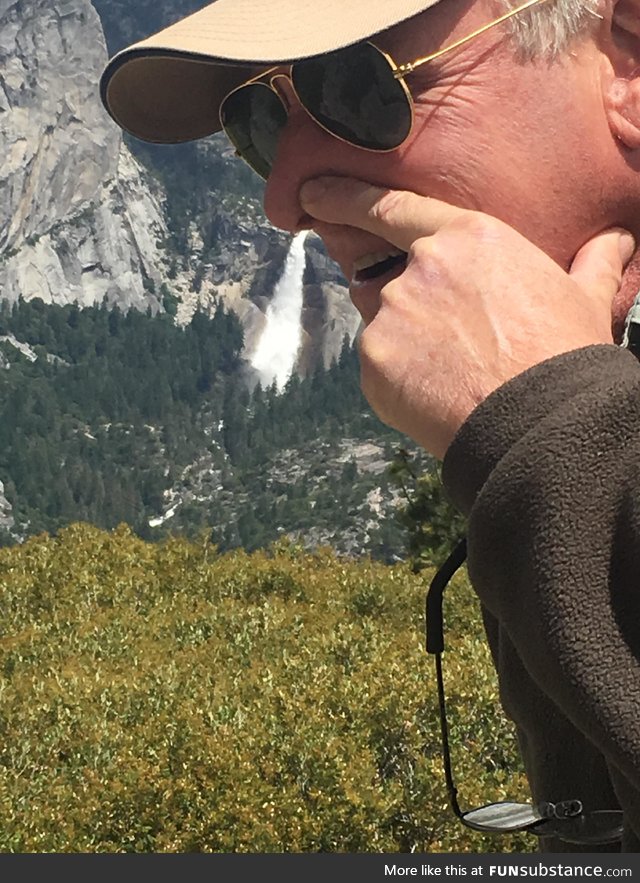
[0,524,530,852]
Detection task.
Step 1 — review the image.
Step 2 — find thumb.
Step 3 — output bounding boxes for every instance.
[569,227,635,305]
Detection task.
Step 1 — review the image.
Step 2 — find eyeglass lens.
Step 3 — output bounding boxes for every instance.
[220,82,287,179]
[292,43,412,151]
[460,803,623,845]
[221,43,413,178]
[462,802,544,832]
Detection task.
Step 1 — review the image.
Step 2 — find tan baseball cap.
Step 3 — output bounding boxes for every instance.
[100,0,440,144]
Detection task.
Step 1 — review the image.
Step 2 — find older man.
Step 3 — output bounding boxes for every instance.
[101,0,640,852]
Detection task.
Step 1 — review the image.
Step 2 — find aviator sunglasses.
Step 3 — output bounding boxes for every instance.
[425,539,624,846]
[219,0,549,179]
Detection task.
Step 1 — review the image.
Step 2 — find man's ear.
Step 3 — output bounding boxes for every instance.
[603,0,640,148]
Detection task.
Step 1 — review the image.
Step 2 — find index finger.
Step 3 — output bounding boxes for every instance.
[299,176,470,251]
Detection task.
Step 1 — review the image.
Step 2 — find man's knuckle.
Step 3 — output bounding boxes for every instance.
[407,237,432,264]
[408,237,450,281]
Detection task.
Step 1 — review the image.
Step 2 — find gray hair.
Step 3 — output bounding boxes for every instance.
[501,0,602,59]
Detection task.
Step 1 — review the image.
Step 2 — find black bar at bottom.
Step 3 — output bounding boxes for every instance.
[0,851,638,883]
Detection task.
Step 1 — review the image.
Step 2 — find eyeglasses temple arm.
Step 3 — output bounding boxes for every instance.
[425,537,468,819]
[425,537,467,654]
[394,0,551,77]
[435,652,463,819]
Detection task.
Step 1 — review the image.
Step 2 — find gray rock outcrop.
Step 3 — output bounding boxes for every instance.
[0,0,166,310]
[0,0,359,372]
[0,479,15,536]
[301,233,361,372]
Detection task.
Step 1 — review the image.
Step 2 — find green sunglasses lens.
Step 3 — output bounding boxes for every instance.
[292,42,412,151]
[220,82,288,179]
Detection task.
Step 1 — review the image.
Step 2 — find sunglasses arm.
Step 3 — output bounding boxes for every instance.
[425,538,467,654]
[393,0,551,78]
[425,538,468,819]
[435,652,464,819]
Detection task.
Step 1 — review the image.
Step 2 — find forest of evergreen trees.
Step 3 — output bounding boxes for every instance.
[0,298,240,538]
[0,297,419,557]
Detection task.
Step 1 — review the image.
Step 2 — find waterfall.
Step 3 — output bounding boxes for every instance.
[250,231,308,392]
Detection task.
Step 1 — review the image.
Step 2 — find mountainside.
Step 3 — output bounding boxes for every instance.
[0,0,168,312]
[0,0,358,375]
[0,0,444,561]
[91,0,205,55]
[0,295,429,560]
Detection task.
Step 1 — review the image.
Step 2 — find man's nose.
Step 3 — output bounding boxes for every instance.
[262,81,336,233]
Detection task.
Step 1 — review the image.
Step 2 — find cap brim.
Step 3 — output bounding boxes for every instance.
[100,0,439,144]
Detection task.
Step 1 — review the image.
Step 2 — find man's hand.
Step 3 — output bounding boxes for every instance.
[300,177,635,460]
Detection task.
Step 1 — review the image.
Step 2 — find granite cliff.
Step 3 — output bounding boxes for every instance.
[0,0,359,375]
[0,0,166,311]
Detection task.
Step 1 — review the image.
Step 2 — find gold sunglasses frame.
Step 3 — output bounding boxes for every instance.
[219,0,551,176]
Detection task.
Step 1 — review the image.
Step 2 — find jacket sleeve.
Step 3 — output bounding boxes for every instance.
[441,344,640,827]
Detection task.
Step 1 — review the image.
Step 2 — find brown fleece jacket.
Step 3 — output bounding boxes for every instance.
[441,344,640,853]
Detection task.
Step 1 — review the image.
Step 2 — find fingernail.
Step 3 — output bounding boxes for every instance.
[619,232,636,264]
[299,178,328,206]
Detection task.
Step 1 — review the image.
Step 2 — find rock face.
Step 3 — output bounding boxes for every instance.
[0,0,115,252]
[0,0,359,373]
[174,210,293,354]
[0,479,15,536]
[300,233,361,373]
[0,0,168,311]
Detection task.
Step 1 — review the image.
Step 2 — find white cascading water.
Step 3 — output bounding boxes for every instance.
[250,231,308,391]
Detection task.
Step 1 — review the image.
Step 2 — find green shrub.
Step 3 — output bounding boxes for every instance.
[0,524,531,853]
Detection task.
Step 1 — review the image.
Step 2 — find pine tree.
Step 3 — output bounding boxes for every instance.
[388,449,466,570]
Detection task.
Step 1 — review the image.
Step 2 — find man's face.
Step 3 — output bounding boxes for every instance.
[261,0,638,334]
